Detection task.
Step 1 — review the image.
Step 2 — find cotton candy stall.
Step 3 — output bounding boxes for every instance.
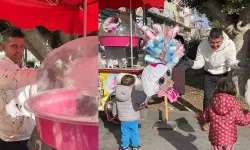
[24,36,98,150]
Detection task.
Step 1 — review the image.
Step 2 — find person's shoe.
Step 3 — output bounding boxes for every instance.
[202,123,209,132]
[119,147,129,150]
[132,146,141,150]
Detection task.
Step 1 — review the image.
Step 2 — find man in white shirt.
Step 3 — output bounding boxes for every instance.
[183,28,241,131]
[0,28,38,150]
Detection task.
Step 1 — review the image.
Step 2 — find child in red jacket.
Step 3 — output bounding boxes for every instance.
[195,77,250,150]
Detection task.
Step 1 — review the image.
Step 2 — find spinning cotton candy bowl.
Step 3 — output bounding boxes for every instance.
[25,37,98,150]
[99,14,141,68]
[99,14,140,46]
[24,89,98,150]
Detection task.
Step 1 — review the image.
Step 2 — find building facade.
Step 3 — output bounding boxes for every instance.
[98,0,194,33]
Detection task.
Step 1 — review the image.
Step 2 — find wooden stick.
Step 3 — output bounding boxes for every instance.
[164,96,168,122]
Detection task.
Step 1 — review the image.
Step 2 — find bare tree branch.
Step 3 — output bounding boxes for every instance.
[235,20,250,32]
[204,1,232,29]
[239,6,250,25]
[59,31,78,44]
[25,40,43,61]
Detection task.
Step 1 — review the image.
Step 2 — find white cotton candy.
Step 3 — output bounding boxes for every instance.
[245,78,250,105]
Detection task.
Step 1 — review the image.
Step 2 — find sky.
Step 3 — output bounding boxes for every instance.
[193,10,210,29]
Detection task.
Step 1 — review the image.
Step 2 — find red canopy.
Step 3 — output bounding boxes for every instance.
[99,0,164,10]
[0,0,98,35]
[0,0,163,35]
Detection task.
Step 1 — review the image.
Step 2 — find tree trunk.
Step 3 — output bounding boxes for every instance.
[22,28,52,61]
[59,31,78,44]
[25,40,44,61]
[226,26,250,95]
[201,1,250,96]
[51,31,61,49]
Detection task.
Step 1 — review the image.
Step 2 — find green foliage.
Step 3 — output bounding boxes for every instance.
[209,20,221,28]
[87,30,98,36]
[181,0,250,20]
[0,20,9,33]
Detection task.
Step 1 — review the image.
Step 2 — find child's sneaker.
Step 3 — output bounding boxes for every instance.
[119,147,129,150]
[132,146,141,150]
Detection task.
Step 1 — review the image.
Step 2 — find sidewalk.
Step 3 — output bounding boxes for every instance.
[99,110,250,150]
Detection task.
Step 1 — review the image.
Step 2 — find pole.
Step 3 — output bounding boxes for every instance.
[130,0,133,68]
[164,96,168,122]
[143,3,147,66]
[81,0,88,58]
[84,0,87,38]
[24,48,28,63]
[143,4,146,25]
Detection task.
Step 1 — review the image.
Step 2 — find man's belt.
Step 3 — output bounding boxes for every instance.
[204,70,228,76]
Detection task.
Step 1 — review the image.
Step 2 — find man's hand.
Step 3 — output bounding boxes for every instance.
[230,60,250,72]
[36,67,64,91]
[139,100,149,110]
[238,61,250,68]
[179,56,194,70]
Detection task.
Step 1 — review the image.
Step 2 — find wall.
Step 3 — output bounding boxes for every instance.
[173,0,194,28]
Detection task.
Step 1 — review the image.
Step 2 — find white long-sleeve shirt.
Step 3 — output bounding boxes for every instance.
[0,56,37,142]
[192,32,239,75]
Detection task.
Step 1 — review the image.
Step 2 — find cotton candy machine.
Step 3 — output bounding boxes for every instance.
[99,14,142,68]
[99,13,141,47]
[98,14,145,124]
[24,36,98,150]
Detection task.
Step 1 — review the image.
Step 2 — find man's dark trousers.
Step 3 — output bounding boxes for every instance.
[203,70,232,110]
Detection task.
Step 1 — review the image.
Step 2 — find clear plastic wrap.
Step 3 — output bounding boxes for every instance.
[24,36,98,150]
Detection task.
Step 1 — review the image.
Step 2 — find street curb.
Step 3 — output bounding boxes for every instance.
[140,108,196,122]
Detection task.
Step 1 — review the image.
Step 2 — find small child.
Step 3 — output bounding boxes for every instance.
[195,77,250,150]
[112,74,147,150]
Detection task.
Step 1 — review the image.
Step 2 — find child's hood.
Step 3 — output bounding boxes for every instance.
[115,85,133,102]
[211,93,236,116]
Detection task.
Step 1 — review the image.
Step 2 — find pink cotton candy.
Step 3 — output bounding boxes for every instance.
[165,28,174,45]
[145,29,156,40]
[153,24,163,35]
[142,34,150,41]
[176,43,183,49]
[174,51,184,58]
[174,44,185,58]
[171,26,179,39]
[176,45,184,53]
[107,78,116,90]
